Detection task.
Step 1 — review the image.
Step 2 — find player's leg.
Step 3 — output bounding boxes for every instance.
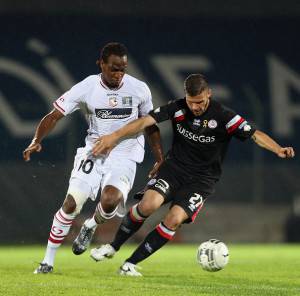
[90,189,164,261]
[72,157,137,255]
[119,205,188,275]
[120,179,212,276]
[72,185,123,255]
[34,181,90,274]
[34,147,96,273]
[90,160,177,262]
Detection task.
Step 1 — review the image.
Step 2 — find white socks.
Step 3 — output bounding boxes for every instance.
[42,208,76,266]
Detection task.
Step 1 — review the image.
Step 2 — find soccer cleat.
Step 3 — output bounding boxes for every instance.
[33,263,53,274]
[90,244,116,262]
[119,262,142,276]
[72,224,96,255]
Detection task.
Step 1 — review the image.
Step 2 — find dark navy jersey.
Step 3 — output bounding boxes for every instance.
[149,98,256,179]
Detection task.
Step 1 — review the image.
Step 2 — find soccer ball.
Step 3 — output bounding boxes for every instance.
[197,239,229,272]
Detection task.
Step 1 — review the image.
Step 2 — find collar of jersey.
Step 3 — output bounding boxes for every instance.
[99,74,124,91]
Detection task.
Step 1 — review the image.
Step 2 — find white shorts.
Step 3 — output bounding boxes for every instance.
[67,146,137,217]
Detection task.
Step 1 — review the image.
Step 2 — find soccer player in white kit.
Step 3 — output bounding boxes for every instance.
[23,42,163,274]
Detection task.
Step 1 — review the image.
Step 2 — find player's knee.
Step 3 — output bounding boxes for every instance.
[138,201,156,217]
[163,213,183,231]
[138,190,164,216]
[101,187,122,213]
[62,194,77,214]
[63,191,88,215]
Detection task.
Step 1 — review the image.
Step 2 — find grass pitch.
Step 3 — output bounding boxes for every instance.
[0,244,299,296]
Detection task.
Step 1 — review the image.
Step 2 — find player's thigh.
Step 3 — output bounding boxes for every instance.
[173,180,215,223]
[101,157,136,216]
[146,160,181,203]
[69,147,103,201]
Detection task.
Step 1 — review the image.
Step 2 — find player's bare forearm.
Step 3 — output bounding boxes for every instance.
[92,115,157,156]
[251,130,295,158]
[23,109,64,161]
[113,115,157,141]
[33,109,64,143]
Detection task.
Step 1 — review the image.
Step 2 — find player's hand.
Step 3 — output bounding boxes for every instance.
[277,147,295,158]
[148,159,164,178]
[23,141,42,162]
[92,134,118,156]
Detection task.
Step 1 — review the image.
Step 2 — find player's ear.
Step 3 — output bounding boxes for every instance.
[207,88,212,98]
[99,59,106,71]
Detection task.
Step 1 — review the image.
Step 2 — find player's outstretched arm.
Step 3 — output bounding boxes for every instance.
[23,109,64,161]
[92,115,157,156]
[251,130,295,158]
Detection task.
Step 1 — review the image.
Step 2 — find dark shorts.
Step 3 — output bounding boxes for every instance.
[144,159,216,223]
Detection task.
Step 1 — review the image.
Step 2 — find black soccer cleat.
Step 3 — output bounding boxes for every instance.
[72,224,96,255]
[33,263,53,274]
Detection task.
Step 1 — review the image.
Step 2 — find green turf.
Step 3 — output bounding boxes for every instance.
[0,244,299,296]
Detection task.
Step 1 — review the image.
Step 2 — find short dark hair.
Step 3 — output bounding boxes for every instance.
[184,74,209,96]
[100,42,128,63]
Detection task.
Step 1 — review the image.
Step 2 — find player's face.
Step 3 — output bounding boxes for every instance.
[186,89,211,116]
[100,54,128,88]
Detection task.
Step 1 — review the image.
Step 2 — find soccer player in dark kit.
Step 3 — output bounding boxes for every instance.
[85,74,295,276]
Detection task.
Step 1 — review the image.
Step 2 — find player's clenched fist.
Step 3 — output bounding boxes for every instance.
[23,141,42,162]
[277,147,295,159]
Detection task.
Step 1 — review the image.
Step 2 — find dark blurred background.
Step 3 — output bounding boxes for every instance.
[0,0,299,244]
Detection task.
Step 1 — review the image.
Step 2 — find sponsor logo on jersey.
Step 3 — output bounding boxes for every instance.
[154,179,170,193]
[193,119,201,126]
[226,115,245,134]
[122,96,133,107]
[176,124,216,143]
[108,97,118,107]
[109,97,118,107]
[95,108,132,119]
[208,119,218,129]
[174,109,185,122]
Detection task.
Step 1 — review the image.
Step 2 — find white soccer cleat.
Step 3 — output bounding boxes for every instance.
[90,244,116,262]
[119,262,142,277]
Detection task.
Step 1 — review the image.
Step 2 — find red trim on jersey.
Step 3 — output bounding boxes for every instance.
[174,115,185,122]
[156,225,174,240]
[129,208,144,223]
[191,203,204,222]
[99,75,124,90]
[53,101,65,113]
[227,118,245,134]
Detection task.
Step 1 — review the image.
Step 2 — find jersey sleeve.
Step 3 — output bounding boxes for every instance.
[149,100,178,123]
[53,77,90,116]
[138,83,154,117]
[222,106,256,141]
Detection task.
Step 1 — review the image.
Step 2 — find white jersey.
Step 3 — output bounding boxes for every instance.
[53,73,153,163]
